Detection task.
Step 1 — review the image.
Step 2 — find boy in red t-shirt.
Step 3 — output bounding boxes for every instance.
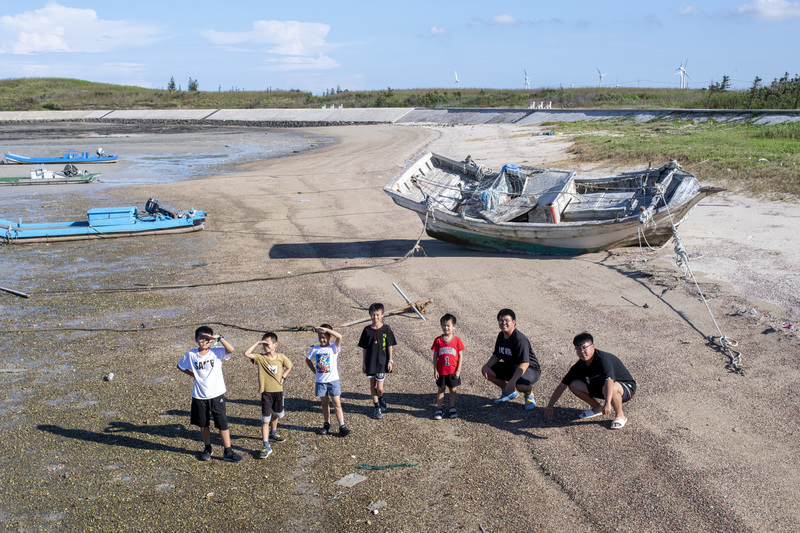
[431,313,465,419]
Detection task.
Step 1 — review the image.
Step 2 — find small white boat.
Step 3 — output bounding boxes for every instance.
[384,153,723,255]
[0,164,99,186]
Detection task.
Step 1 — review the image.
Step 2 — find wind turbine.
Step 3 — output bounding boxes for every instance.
[524,69,531,90]
[454,71,459,89]
[597,68,607,87]
[675,58,690,89]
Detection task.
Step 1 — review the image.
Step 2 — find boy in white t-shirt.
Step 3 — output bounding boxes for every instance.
[177,326,243,462]
[305,324,351,437]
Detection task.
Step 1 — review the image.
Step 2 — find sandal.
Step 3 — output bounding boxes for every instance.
[610,417,627,430]
[433,409,443,420]
[579,409,602,419]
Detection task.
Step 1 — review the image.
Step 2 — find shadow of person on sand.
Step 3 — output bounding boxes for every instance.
[366,390,616,435]
[223,397,328,436]
[38,423,196,456]
[165,408,282,445]
[333,390,567,438]
[341,390,429,418]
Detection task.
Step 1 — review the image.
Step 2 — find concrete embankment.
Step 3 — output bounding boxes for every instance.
[0,107,798,126]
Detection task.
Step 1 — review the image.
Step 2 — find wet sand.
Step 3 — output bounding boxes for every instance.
[1,123,799,532]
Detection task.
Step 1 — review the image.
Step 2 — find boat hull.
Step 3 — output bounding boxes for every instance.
[0,175,98,186]
[1,204,206,244]
[414,194,709,254]
[1,223,204,244]
[4,151,118,164]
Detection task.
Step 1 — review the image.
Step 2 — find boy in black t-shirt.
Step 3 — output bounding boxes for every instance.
[543,332,636,430]
[358,303,397,419]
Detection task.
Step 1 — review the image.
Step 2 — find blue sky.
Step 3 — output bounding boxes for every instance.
[0,1,798,94]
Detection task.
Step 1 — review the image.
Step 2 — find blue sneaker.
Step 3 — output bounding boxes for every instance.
[259,443,272,459]
[494,390,520,404]
[524,393,536,410]
[269,431,286,443]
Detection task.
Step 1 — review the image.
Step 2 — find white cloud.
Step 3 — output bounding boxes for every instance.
[491,14,520,26]
[0,3,166,54]
[429,26,449,36]
[675,6,701,15]
[738,0,800,20]
[201,19,338,71]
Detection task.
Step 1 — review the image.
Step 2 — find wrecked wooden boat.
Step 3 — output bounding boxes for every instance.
[1,199,205,244]
[384,153,722,255]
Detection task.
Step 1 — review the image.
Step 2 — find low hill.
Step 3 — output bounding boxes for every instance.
[1,76,798,111]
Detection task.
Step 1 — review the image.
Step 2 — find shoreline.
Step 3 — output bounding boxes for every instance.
[1,123,799,532]
[0,123,336,203]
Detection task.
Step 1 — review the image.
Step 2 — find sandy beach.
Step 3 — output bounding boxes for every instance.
[1,122,799,532]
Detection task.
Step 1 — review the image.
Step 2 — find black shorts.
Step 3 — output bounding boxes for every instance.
[261,391,285,420]
[619,381,636,403]
[190,394,229,431]
[491,361,541,387]
[436,374,461,389]
[589,380,636,403]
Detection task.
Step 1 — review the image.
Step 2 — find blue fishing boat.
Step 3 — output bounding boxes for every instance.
[4,148,118,164]
[1,199,205,244]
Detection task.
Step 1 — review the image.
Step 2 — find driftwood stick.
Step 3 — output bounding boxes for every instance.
[0,286,30,298]
[392,282,426,321]
[339,298,433,328]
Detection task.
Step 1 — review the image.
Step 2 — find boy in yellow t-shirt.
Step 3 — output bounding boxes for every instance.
[244,332,293,459]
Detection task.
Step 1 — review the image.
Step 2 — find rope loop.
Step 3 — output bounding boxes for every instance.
[711,335,744,375]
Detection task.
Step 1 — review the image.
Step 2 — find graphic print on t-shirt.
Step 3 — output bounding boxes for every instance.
[194,358,215,371]
[432,335,464,375]
[316,352,331,374]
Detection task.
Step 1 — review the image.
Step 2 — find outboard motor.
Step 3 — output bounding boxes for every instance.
[145,198,179,218]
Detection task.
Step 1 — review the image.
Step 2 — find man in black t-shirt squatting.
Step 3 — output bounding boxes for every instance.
[480,308,541,410]
[543,332,637,430]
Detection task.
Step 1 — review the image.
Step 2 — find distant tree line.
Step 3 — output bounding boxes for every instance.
[167,76,198,92]
[705,73,800,109]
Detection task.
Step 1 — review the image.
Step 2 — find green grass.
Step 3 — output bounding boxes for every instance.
[550,119,800,198]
